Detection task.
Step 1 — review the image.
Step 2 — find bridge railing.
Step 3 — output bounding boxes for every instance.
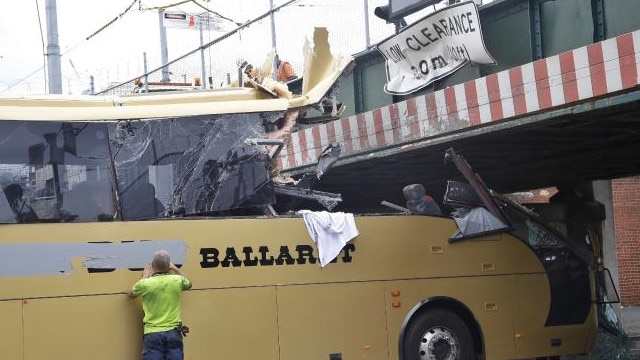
[96,0,435,96]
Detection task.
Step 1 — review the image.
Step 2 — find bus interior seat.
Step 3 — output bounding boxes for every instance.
[402,184,443,216]
[443,180,484,208]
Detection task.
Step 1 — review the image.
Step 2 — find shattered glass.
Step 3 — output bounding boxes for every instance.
[0,111,285,223]
[313,193,339,211]
[563,304,632,360]
[564,271,635,360]
[109,112,278,218]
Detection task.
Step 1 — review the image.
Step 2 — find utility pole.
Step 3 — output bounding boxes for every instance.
[199,20,207,89]
[45,0,63,94]
[269,0,277,80]
[269,0,277,50]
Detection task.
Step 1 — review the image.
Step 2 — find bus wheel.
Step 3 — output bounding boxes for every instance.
[403,309,474,360]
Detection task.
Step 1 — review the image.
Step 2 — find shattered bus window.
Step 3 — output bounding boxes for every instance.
[109,112,278,218]
[0,120,114,223]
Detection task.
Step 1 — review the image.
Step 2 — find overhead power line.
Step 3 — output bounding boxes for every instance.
[190,0,242,26]
[2,1,48,94]
[5,0,244,94]
[4,0,141,93]
[144,0,192,10]
[35,0,47,93]
[144,0,242,26]
[86,0,140,40]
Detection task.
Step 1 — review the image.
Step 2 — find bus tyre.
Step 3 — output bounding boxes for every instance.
[403,308,474,360]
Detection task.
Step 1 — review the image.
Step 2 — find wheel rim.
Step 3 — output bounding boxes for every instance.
[418,326,459,360]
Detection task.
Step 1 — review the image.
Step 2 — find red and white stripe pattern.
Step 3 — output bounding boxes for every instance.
[279,29,640,170]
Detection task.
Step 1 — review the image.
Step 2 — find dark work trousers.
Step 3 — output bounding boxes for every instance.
[142,329,184,360]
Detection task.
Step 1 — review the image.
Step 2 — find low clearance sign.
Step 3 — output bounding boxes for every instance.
[377,1,496,95]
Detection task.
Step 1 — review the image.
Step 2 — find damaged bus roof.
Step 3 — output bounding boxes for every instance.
[0,27,353,121]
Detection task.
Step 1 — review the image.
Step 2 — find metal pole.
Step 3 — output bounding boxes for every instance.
[95,0,299,95]
[143,52,149,93]
[45,0,62,94]
[199,22,207,89]
[363,0,371,48]
[158,10,171,82]
[270,0,277,80]
[269,0,277,49]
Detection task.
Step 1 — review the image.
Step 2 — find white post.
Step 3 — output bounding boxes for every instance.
[158,10,171,82]
[270,0,278,80]
[143,52,149,93]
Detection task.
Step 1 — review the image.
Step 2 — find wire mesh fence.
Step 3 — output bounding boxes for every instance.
[96,0,434,96]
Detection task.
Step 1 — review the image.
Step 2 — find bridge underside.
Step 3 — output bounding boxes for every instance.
[306,90,640,212]
[278,29,640,213]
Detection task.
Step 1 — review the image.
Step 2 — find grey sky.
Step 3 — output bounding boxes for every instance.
[0,0,265,95]
[0,0,490,95]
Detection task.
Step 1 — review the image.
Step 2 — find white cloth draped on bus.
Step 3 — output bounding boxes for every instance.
[298,210,359,267]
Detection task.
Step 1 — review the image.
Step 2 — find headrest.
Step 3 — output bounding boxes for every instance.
[403,184,425,201]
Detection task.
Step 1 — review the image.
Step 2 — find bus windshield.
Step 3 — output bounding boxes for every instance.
[496,193,595,265]
[0,112,280,223]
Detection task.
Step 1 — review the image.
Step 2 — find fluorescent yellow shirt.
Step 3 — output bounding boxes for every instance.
[132,273,192,334]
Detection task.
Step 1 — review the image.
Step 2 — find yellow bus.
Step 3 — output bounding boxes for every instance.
[0,29,610,360]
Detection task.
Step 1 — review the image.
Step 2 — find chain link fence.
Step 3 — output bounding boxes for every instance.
[96,0,437,96]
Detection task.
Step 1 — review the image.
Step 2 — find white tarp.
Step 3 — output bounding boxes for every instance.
[376,1,496,95]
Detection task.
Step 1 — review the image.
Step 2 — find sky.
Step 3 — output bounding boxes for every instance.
[0,0,493,96]
[0,0,267,95]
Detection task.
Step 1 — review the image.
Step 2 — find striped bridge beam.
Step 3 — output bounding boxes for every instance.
[279,29,640,172]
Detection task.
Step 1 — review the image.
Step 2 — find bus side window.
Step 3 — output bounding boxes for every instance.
[504,206,560,248]
[62,180,114,222]
[2,184,39,223]
[121,182,165,220]
[525,219,560,247]
[508,217,529,242]
[0,188,17,223]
